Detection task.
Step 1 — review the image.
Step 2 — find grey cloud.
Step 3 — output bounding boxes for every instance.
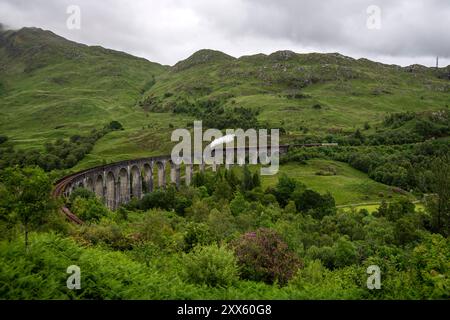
[0,0,448,66]
[205,0,450,57]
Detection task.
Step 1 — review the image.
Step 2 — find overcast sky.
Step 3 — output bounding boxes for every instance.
[0,0,449,67]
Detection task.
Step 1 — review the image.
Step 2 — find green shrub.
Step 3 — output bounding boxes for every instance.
[292,189,336,219]
[130,241,160,267]
[185,200,210,222]
[182,244,239,287]
[76,223,135,250]
[229,192,249,216]
[288,259,326,289]
[137,186,192,215]
[207,208,236,241]
[333,236,358,268]
[183,222,212,252]
[71,197,110,222]
[307,245,335,269]
[69,187,96,203]
[306,236,358,269]
[410,234,450,299]
[107,120,124,131]
[363,217,395,246]
[136,210,180,251]
[272,174,298,207]
[288,263,366,299]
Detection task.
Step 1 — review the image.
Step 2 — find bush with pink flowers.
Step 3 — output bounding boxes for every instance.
[232,228,302,286]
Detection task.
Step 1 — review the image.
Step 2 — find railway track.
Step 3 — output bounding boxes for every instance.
[52,168,93,224]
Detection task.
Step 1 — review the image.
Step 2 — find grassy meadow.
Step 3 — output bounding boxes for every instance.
[261,160,412,205]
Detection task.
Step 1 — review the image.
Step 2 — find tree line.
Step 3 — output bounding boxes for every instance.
[0,121,123,171]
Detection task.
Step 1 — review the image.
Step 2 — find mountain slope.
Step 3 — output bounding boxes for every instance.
[143,49,450,138]
[0,27,170,152]
[173,49,235,72]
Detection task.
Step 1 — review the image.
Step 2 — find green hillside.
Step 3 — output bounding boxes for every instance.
[1,27,449,167]
[261,160,412,205]
[143,50,449,139]
[0,27,174,155]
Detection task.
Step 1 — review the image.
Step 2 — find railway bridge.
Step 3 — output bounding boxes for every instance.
[53,143,336,222]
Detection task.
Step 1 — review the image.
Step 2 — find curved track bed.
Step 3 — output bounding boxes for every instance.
[52,168,93,224]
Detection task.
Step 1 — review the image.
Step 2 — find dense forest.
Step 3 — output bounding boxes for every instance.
[0,159,449,299]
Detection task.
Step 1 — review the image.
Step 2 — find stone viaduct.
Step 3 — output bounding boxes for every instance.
[54,145,295,211]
